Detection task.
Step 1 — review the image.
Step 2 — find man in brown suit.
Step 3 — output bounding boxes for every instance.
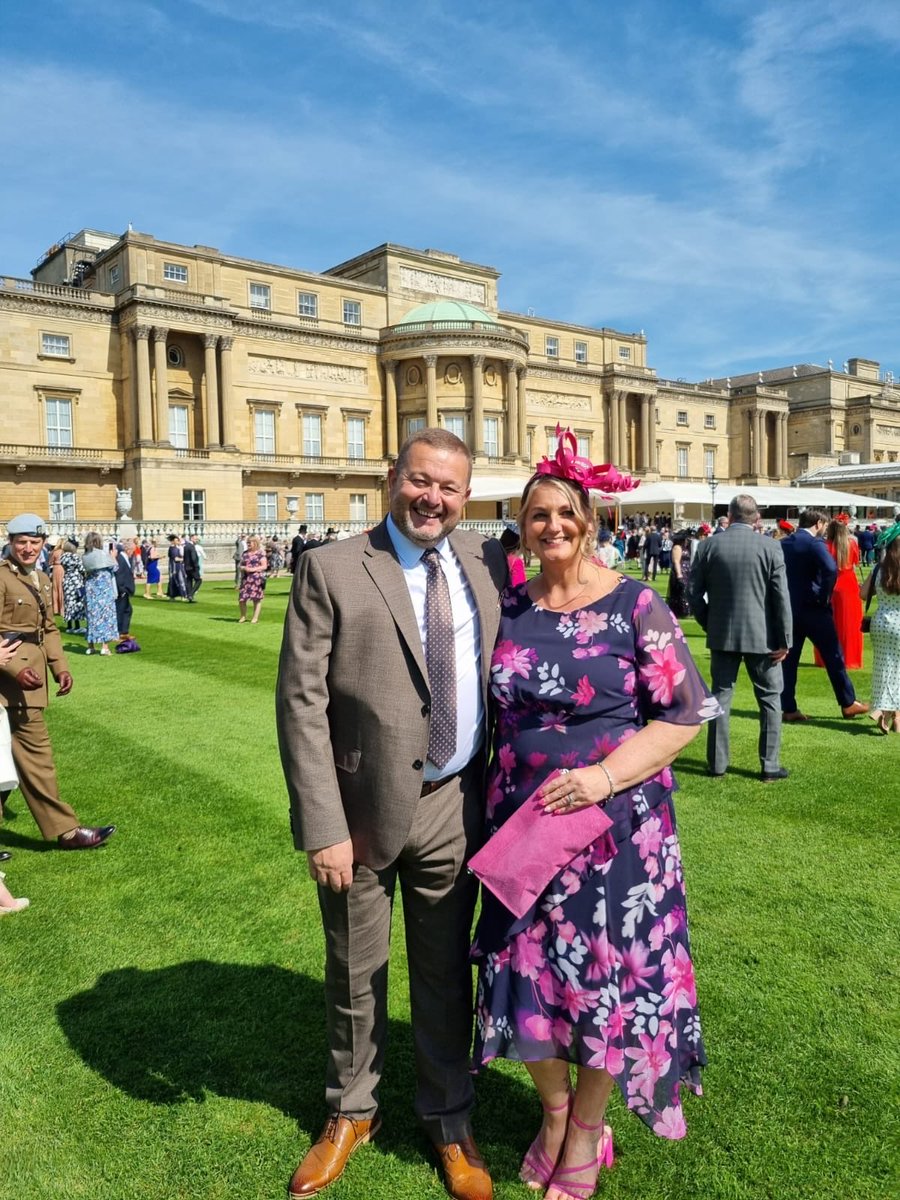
[277,431,507,1200]
[0,514,115,850]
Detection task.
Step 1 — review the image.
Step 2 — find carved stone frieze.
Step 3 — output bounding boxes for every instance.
[129,304,235,330]
[248,356,368,387]
[0,294,115,325]
[398,266,486,305]
[380,334,526,357]
[234,321,378,351]
[526,390,594,413]
[875,424,900,439]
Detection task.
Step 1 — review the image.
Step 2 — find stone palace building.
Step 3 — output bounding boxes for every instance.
[2,226,899,532]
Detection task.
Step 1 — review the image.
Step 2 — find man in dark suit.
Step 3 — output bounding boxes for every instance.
[277,430,506,1200]
[642,524,662,580]
[289,524,307,572]
[779,508,868,722]
[690,494,793,781]
[182,535,201,601]
[112,540,136,636]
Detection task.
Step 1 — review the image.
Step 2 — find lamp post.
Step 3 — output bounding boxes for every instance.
[708,475,719,523]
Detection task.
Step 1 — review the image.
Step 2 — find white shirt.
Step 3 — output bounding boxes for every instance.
[386,516,483,781]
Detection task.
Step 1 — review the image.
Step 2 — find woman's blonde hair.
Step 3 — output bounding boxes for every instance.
[247,535,261,551]
[517,475,595,561]
[826,519,851,571]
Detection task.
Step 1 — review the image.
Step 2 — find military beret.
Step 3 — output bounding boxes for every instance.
[7,513,48,537]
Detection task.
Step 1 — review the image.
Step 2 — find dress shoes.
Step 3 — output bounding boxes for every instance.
[433,1136,493,1200]
[288,1113,381,1198]
[782,710,809,723]
[0,851,11,862]
[760,767,790,783]
[841,701,870,719]
[57,825,117,850]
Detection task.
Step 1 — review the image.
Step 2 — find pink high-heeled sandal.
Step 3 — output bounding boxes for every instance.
[520,1089,573,1189]
[546,1112,614,1200]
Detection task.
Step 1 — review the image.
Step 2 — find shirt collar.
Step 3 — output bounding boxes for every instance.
[386,514,451,567]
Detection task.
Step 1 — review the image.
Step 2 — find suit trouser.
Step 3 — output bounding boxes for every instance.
[781,608,855,713]
[4,706,79,839]
[185,572,201,599]
[316,765,482,1142]
[707,650,783,774]
[116,592,133,634]
[643,554,659,580]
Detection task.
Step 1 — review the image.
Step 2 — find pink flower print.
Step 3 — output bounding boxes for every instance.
[648,921,665,952]
[574,610,608,643]
[652,1105,687,1140]
[605,1043,625,1075]
[624,1030,672,1101]
[498,744,516,776]
[560,982,601,1021]
[485,776,504,819]
[660,943,697,1015]
[606,1005,627,1040]
[632,815,664,861]
[572,675,596,707]
[536,967,558,1006]
[526,751,548,770]
[619,940,655,995]
[511,932,546,979]
[524,1014,554,1041]
[560,869,581,896]
[493,640,538,679]
[585,930,617,982]
[551,1017,574,1046]
[641,643,687,707]
[635,587,655,613]
[557,920,577,945]
[663,906,686,936]
[572,644,607,659]
[560,750,581,769]
[539,711,568,734]
[583,1034,609,1070]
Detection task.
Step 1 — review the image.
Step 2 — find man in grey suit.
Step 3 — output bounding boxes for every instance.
[277,429,506,1200]
[689,494,793,782]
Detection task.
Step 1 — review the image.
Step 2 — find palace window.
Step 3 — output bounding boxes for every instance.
[345,416,366,459]
[305,493,325,522]
[444,414,465,440]
[257,491,277,521]
[108,264,121,288]
[545,336,559,359]
[618,346,631,360]
[676,446,689,478]
[298,291,318,318]
[574,341,588,364]
[676,410,689,426]
[255,409,276,454]
[163,263,188,283]
[704,413,716,430]
[349,493,368,522]
[577,435,590,458]
[169,404,189,448]
[302,413,322,456]
[704,448,716,478]
[342,299,362,326]
[406,416,426,437]
[484,417,500,457]
[49,489,76,523]
[45,397,73,447]
[249,282,271,310]
[41,332,71,358]
[183,489,205,521]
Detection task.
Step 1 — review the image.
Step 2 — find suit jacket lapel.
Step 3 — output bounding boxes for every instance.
[363,522,428,685]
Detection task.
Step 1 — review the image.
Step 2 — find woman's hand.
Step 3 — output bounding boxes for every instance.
[540,766,609,814]
[0,639,21,666]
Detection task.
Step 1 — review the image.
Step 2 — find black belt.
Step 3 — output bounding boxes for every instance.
[2,630,41,646]
[420,770,463,797]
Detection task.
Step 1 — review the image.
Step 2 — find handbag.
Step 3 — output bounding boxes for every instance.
[467,770,613,919]
[861,564,879,633]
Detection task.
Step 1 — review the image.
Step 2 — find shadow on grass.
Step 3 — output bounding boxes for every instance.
[0,800,53,851]
[56,961,533,1166]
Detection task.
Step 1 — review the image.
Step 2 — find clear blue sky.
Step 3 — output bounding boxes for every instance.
[2,0,898,381]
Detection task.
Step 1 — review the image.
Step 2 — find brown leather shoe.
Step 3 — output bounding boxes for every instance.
[288,1114,380,1197]
[433,1136,493,1200]
[57,825,117,849]
[782,710,809,723]
[841,701,870,719]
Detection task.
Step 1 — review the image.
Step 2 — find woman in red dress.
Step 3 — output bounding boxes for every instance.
[815,516,863,671]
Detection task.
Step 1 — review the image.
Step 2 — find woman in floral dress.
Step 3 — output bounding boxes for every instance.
[60,540,86,632]
[81,533,119,655]
[471,435,718,1200]
[238,536,268,623]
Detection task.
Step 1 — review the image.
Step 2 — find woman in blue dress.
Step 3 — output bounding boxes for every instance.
[81,533,119,655]
[471,433,719,1200]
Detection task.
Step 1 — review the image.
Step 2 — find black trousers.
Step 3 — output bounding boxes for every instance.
[116,592,132,635]
[781,606,855,713]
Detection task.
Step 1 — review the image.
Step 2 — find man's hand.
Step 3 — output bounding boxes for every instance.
[55,671,73,697]
[15,667,43,691]
[770,648,789,663]
[307,840,354,893]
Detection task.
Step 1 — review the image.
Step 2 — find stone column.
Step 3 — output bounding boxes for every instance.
[219,337,235,448]
[424,355,438,428]
[607,392,618,463]
[863,413,875,462]
[746,410,754,475]
[617,391,628,465]
[651,401,659,471]
[152,327,169,446]
[749,410,759,475]
[506,361,519,456]
[517,368,528,462]
[203,333,221,448]
[774,411,784,480]
[472,355,485,455]
[756,409,767,476]
[383,359,399,456]
[132,325,153,445]
[781,413,789,476]
[640,394,651,471]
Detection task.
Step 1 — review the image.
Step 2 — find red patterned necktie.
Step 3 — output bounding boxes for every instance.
[423,548,457,770]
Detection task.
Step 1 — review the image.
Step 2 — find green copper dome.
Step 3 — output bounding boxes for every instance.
[396,300,498,325]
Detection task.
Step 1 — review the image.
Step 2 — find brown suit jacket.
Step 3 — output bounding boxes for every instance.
[276,520,508,869]
[0,560,69,710]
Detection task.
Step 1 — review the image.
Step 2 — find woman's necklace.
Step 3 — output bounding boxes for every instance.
[537,574,594,611]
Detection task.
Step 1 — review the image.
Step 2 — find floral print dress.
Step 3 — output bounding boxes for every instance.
[471,576,719,1139]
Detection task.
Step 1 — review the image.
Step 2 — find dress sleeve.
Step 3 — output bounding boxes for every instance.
[631,585,720,726]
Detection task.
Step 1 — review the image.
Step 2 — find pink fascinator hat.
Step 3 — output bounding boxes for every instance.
[534,425,639,495]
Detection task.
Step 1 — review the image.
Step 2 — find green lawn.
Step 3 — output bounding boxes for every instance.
[1,575,897,1200]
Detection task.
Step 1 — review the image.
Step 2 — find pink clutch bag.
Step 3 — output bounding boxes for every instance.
[468,770,613,918]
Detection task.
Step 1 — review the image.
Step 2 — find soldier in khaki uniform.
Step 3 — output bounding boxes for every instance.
[0,514,116,850]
